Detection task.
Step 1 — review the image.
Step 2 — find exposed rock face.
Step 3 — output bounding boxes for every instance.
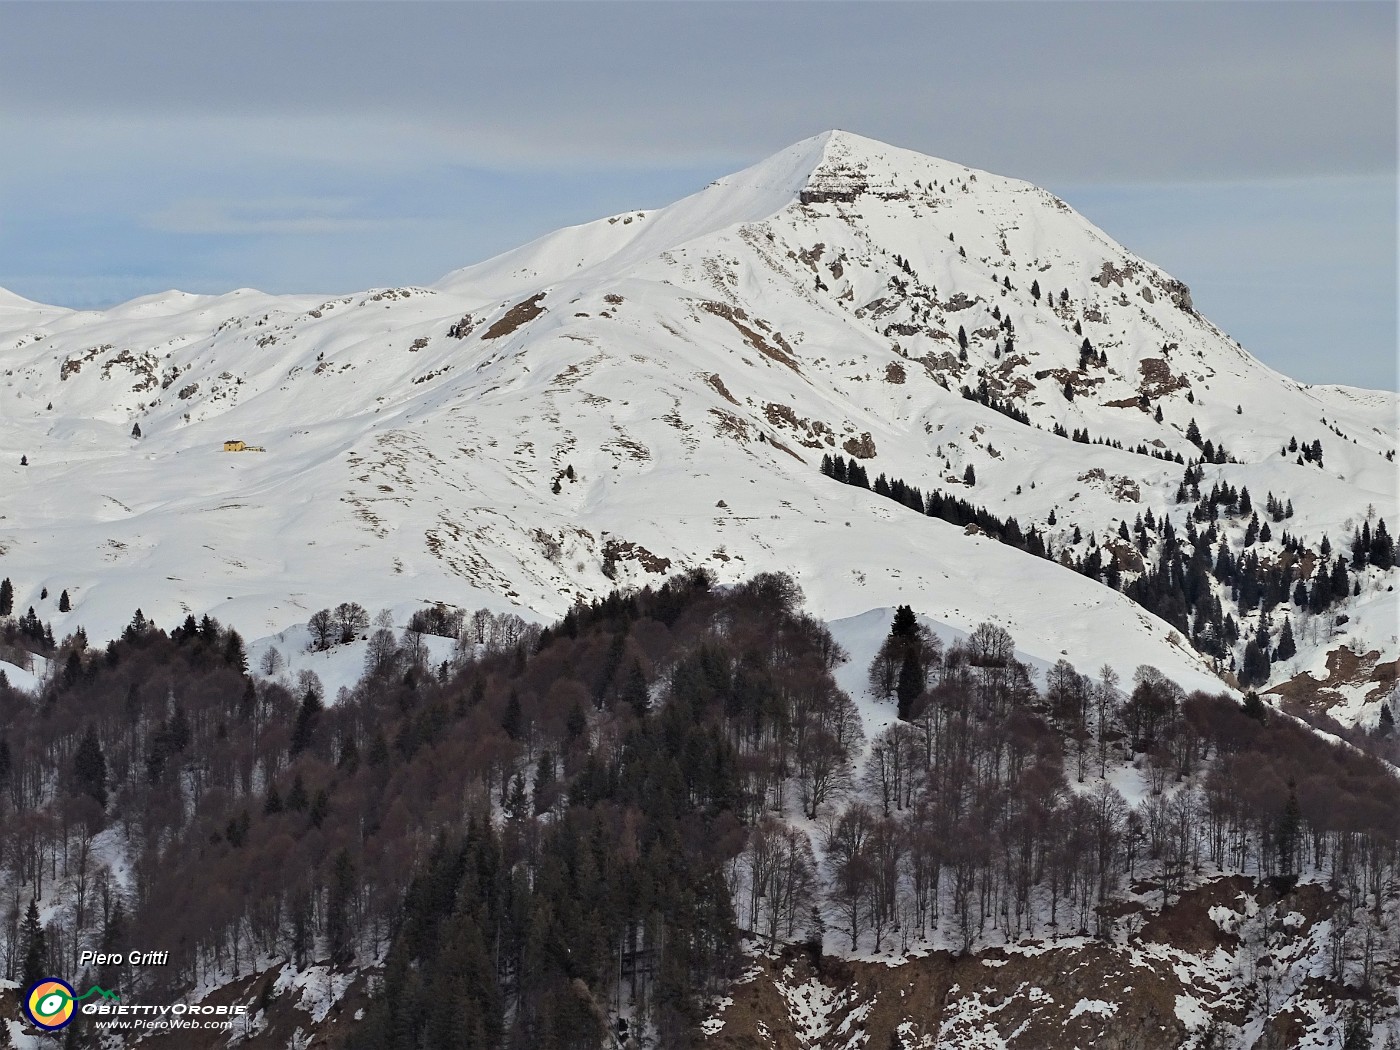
[842,432,877,459]
[702,877,1378,1050]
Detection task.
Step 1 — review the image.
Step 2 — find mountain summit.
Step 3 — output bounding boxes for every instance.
[1,133,1395,718]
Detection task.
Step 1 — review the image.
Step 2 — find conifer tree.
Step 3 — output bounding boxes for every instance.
[1274,782,1301,893]
[289,688,323,756]
[503,690,523,741]
[327,850,357,967]
[1240,641,1269,688]
[1330,557,1349,601]
[890,604,918,639]
[21,898,46,990]
[73,724,107,810]
[286,773,309,812]
[58,589,70,613]
[1371,519,1394,569]
[531,750,557,816]
[224,629,247,673]
[896,651,923,721]
[0,577,11,616]
[1354,522,1371,564]
[621,661,650,717]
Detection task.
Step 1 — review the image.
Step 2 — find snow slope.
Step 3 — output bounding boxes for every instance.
[0,131,1394,717]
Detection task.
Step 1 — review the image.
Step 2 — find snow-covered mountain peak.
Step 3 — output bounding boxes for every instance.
[1,133,1395,724]
[432,131,998,300]
[0,285,69,320]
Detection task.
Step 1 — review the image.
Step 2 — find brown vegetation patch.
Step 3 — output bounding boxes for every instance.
[1076,468,1141,503]
[883,322,922,337]
[764,402,803,430]
[1106,540,1146,574]
[102,348,161,392]
[842,432,877,459]
[991,356,1036,399]
[60,344,111,380]
[1139,875,1253,954]
[552,363,586,388]
[1255,1006,1313,1050]
[606,434,651,461]
[709,408,751,441]
[601,539,672,579]
[767,436,806,463]
[702,956,807,1049]
[763,403,833,448]
[482,293,546,340]
[796,242,826,269]
[1138,358,1191,399]
[706,373,741,405]
[918,351,962,380]
[995,353,1029,375]
[720,941,1194,1050]
[699,301,800,371]
[1268,646,1399,712]
[139,965,377,1050]
[857,296,891,318]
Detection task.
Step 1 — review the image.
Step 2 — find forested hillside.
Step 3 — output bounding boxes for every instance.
[2,571,1399,1047]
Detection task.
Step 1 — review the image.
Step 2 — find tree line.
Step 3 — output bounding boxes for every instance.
[816,453,1391,688]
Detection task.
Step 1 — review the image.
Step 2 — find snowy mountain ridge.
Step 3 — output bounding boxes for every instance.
[0,131,1395,720]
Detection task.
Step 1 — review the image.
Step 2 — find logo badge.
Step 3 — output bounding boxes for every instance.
[24,978,77,1031]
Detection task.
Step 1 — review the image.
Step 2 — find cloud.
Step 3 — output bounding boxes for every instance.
[1,3,1393,183]
[145,195,404,236]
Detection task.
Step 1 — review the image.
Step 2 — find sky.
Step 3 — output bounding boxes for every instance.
[1,1,1395,390]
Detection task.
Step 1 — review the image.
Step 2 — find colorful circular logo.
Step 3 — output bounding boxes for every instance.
[24,978,76,1031]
